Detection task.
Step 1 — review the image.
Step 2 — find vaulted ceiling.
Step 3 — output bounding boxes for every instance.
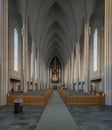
[10,0,99,67]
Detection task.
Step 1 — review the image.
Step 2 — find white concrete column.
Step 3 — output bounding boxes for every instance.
[73,52,76,88]
[21,29,24,91]
[39,56,42,89]
[37,48,42,90]
[37,50,41,90]
[28,48,31,90]
[0,0,8,105]
[22,18,28,92]
[70,49,74,90]
[41,58,44,89]
[46,68,49,89]
[44,66,47,89]
[64,63,68,88]
[76,44,79,90]
[67,55,70,88]
[104,0,112,106]
[68,54,71,89]
[32,47,36,91]
[39,51,44,89]
[42,62,47,89]
[42,60,46,90]
[62,67,64,84]
[84,19,89,92]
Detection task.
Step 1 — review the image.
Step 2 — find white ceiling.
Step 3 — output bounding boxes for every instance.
[10,0,103,66]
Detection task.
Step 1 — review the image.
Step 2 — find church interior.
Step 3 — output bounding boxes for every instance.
[0,0,112,130]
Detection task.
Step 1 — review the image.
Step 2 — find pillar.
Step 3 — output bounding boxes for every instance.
[104,0,112,106]
[22,18,28,92]
[28,47,31,90]
[41,56,44,89]
[43,63,47,89]
[64,61,68,89]
[32,46,36,91]
[37,49,41,90]
[0,0,8,105]
[67,55,70,88]
[70,49,74,90]
[84,19,89,92]
[21,29,24,91]
[76,44,79,90]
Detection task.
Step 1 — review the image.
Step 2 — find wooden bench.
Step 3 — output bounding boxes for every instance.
[58,89,105,105]
[7,89,53,106]
[67,95,105,105]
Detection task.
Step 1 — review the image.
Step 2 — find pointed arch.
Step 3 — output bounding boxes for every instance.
[49,56,62,83]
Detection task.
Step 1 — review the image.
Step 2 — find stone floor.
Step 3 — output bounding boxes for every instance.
[1,93,112,130]
[67,105,112,130]
[0,105,45,130]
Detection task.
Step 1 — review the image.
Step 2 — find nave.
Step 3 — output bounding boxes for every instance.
[0,0,112,107]
[0,0,112,129]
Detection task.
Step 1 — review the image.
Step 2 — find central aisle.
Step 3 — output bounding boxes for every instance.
[36,90,79,130]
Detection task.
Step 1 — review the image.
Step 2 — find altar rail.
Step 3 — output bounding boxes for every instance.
[7,89,53,106]
[58,89,105,105]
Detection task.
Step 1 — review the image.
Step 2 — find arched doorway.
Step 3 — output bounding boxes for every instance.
[49,56,62,85]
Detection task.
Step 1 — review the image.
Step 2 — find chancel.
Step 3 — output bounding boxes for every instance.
[0,0,112,130]
[49,56,61,83]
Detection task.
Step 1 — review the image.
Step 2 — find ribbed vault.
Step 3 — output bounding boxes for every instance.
[14,0,97,69]
[34,1,77,68]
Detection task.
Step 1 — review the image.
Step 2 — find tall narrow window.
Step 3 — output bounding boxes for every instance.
[79,51,80,78]
[14,28,18,71]
[35,58,37,80]
[93,29,98,71]
[74,58,76,80]
[30,51,33,78]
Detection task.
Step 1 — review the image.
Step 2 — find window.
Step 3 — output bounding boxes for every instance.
[93,28,98,71]
[30,51,33,78]
[79,51,80,78]
[74,58,76,80]
[14,28,18,71]
[35,58,37,80]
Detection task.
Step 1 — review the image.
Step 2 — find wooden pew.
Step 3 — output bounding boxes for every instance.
[58,89,105,105]
[7,89,53,106]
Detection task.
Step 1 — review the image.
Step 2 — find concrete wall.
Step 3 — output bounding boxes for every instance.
[8,2,22,91]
